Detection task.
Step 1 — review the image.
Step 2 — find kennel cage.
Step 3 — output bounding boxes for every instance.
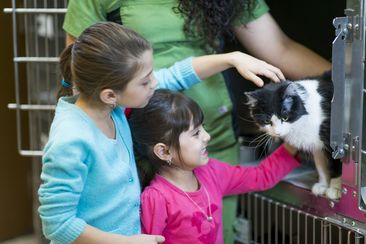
[236,0,366,242]
[4,0,66,242]
[4,0,366,243]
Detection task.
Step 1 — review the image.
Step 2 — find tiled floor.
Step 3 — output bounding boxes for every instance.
[0,235,37,244]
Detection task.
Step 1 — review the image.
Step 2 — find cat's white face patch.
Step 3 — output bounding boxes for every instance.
[261,115,291,138]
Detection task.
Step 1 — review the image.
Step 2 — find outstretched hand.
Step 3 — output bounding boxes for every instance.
[128,234,165,244]
[229,51,285,87]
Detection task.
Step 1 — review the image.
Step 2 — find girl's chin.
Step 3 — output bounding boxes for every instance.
[201,156,209,164]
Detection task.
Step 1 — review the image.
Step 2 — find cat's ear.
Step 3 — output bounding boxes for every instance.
[282,95,294,112]
[285,82,308,100]
[244,91,259,107]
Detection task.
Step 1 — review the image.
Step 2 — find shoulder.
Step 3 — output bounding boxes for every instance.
[234,0,269,26]
[63,0,120,37]
[141,186,167,205]
[194,158,226,180]
[47,98,97,149]
[101,0,122,12]
[196,158,227,173]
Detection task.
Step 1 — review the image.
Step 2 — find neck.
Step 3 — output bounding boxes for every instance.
[159,166,199,192]
[75,96,116,139]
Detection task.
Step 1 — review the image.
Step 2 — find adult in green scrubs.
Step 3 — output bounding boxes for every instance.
[63,1,330,243]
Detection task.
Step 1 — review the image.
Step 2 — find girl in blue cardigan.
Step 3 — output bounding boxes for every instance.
[38,22,284,244]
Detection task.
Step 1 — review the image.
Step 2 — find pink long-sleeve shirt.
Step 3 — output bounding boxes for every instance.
[141,145,300,244]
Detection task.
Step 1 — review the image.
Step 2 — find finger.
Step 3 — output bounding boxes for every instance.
[260,69,282,83]
[155,235,165,243]
[266,65,286,81]
[243,71,264,87]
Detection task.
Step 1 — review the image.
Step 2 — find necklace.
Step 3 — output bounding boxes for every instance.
[182,184,213,222]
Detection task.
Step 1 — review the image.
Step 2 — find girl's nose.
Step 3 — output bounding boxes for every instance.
[203,129,211,142]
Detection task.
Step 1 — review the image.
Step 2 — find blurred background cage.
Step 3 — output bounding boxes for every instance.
[4,0,67,242]
[4,0,366,243]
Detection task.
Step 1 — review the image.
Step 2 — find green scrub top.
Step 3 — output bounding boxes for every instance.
[63,0,269,164]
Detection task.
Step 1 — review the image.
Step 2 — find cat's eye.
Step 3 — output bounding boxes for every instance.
[264,119,271,124]
[281,115,289,122]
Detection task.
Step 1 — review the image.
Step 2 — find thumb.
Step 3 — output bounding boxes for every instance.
[154,235,165,243]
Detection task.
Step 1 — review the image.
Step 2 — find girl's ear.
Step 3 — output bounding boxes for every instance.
[100,88,117,107]
[153,143,172,161]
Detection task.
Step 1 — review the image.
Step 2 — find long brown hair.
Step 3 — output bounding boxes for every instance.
[129,89,204,188]
[57,22,151,101]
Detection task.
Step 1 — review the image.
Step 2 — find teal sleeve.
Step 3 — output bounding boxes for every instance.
[155,57,202,91]
[38,139,88,243]
[234,0,269,26]
[63,0,107,38]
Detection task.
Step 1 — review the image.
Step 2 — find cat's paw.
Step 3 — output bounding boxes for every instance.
[326,177,341,200]
[312,182,328,196]
[325,187,341,200]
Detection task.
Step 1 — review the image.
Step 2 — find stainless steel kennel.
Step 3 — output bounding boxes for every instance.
[4,0,366,243]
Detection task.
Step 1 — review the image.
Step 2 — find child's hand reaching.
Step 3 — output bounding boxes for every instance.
[192,51,285,87]
[228,51,285,87]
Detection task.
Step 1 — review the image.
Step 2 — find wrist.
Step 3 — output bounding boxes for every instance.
[225,51,240,68]
[283,143,298,156]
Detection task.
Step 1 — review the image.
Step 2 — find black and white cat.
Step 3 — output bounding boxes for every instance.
[244,72,342,200]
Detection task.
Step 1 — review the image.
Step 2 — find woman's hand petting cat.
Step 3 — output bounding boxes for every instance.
[228,51,285,87]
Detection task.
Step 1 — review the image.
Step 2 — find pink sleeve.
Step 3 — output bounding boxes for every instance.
[210,145,300,196]
[140,187,168,235]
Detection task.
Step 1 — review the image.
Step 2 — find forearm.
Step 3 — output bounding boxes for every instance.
[238,30,330,79]
[192,51,285,87]
[74,225,119,244]
[270,40,331,79]
[233,13,331,80]
[73,225,129,244]
[191,53,233,80]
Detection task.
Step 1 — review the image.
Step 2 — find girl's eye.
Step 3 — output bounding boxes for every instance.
[142,79,151,86]
[281,115,289,122]
[193,129,200,137]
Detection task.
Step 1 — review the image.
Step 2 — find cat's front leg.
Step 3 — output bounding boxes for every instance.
[311,150,330,196]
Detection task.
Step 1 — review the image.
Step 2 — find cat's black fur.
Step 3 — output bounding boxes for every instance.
[245,71,342,199]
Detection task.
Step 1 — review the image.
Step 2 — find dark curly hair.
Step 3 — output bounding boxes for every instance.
[174,0,257,50]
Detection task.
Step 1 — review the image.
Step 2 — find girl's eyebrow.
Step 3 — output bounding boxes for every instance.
[141,69,153,80]
[190,126,200,135]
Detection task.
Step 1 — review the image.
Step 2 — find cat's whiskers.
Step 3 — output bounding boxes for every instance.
[249,133,269,146]
[254,134,270,149]
[257,134,272,159]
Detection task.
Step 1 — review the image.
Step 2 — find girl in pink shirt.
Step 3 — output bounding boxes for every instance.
[129,89,300,244]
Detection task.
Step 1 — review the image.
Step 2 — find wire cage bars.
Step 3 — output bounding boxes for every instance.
[4,0,67,242]
[5,0,66,156]
[236,193,366,244]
